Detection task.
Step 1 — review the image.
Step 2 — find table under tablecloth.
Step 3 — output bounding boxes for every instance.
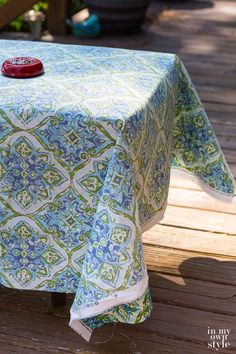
[0,40,234,341]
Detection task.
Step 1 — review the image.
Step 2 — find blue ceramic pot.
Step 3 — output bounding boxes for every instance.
[67,14,101,38]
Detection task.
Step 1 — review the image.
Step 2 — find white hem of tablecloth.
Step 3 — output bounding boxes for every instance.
[69,318,93,342]
[171,167,235,203]
[69,273,148,341]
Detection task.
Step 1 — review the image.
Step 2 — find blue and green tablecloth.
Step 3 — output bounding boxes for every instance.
[0,40,234,340]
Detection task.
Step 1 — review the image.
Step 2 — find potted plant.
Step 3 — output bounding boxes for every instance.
[84,0,151,31]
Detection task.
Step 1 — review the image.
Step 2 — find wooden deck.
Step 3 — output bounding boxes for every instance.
[1,0,236,353]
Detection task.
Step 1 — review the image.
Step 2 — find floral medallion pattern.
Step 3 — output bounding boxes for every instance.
[0,41,234,337]
[0,218,67,288]
[34,187,95,252]
[78,210,133,290]
[35,106,115,172]
[0,135,69,213]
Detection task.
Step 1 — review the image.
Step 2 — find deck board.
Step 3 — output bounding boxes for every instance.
[144,225,236,256]
[159,205,236,234]
[1,0,236,353]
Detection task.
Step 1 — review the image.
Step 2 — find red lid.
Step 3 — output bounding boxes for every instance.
[1,57,44,78]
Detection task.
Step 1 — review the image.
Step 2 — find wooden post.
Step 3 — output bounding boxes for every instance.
[48,0,72,35]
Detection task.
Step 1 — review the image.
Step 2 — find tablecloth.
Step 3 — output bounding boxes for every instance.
[0,40,234,341]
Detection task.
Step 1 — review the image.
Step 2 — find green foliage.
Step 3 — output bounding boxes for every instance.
[33,1,48,12]
[10,16,24,31]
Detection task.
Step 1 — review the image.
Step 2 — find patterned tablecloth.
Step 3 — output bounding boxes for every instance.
[0,40,234,340]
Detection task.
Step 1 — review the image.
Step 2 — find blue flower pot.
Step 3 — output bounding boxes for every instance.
[67,14,101,38]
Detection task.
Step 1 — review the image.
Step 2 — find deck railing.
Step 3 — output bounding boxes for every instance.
[0,0,72,35]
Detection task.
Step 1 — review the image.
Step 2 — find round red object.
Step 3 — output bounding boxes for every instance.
[1,57,44,78]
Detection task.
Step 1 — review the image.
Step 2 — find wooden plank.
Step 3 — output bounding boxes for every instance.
[1,286,235,354]
[213,124,236,138]
[167,187,236,214]
[222,150,236,164]
[216,136,236,150]
[196,86,236,106]
[153,38,236,59]
[151,283,236,316]
[151,28,236,47]
[147,303,236,350]
[190,72,236,90]
[204,101,236,119]
[143,224,236,257]
[47,0,72,35]
[169,171,236,192]
[119,330,232,354]
[228,164,236,179]
[0,0,39,30]
[160,205,236,234]
[150,272,236,316]
[169,171,207,190]
[183,58,236,80]
[2,307,232,354]
[211,115,236,128]
[0,331,218,354]
[144,244,236,285]
[161,24,236,44]
[0,308,122,354]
